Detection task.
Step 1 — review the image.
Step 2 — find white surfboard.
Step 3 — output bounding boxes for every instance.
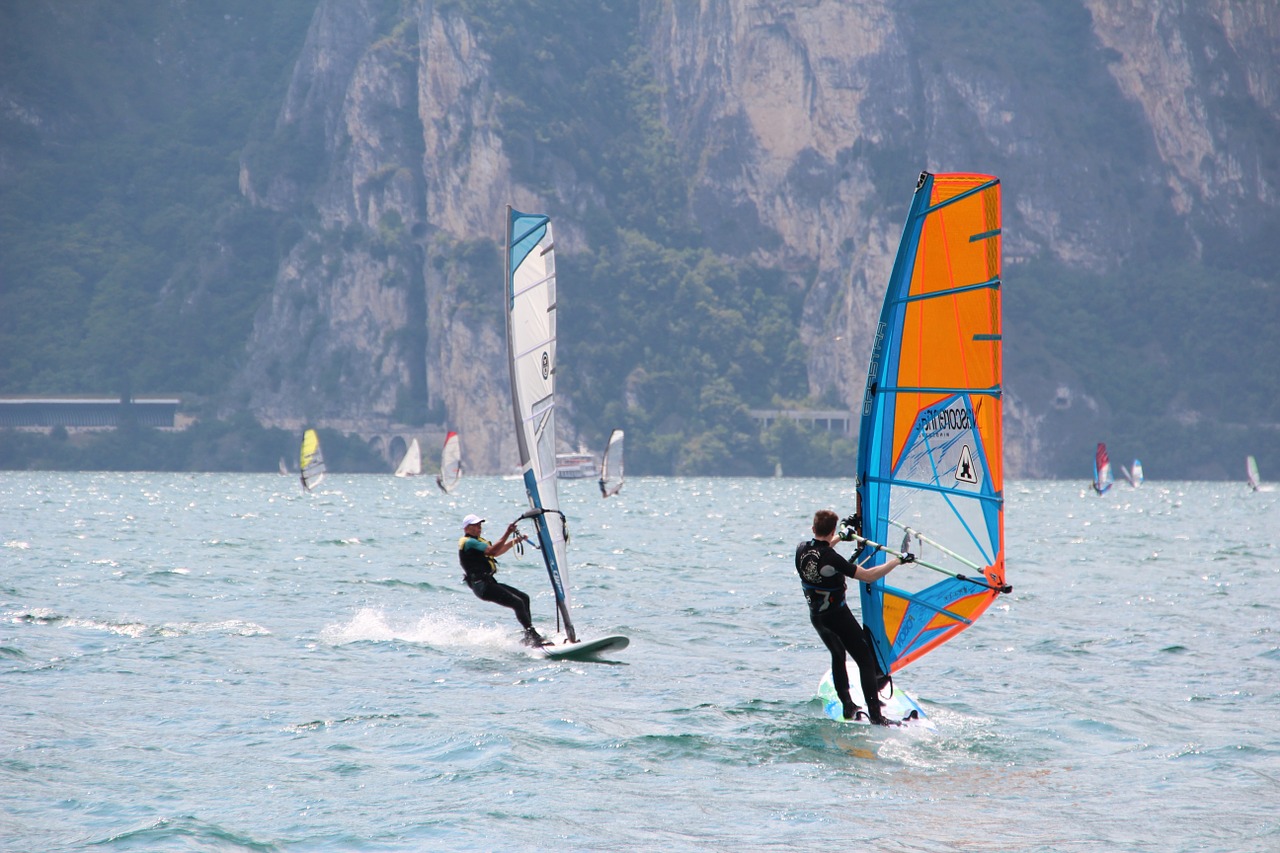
[817,669,935,729]
[542,635,629,662]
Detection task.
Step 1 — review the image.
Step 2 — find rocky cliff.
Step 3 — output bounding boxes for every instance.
[233,0,1280,475]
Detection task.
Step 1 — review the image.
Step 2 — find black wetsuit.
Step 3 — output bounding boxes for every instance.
[458,535,535,633]
[795,538,884,722]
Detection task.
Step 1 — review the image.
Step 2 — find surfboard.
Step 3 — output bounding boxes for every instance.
[542,635,629,662]
[817,669,935,729]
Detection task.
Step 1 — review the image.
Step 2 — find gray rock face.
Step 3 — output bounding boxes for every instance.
[233,0,1280,474]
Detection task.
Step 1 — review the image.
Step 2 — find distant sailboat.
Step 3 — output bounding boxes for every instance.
[436,431,461,493]
[1092,443,1113,495]
[1122,459,1143,487]
[1246,455,1261,491]
[394,438,422,478]
[299,429,326,492]
[278,457,289,476]
[598,429,624,498]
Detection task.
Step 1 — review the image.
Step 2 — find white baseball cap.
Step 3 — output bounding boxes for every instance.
[461,513,485,529]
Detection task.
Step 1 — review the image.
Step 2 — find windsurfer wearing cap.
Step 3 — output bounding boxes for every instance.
[457,513,547,646]
[795,508,914,725]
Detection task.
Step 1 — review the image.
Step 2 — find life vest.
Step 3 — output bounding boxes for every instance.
[795,538,849,611]
[458,535,497,585]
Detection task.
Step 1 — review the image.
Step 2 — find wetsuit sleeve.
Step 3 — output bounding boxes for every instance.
[823,547,861,580]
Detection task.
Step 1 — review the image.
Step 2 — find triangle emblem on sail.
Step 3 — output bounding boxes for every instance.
[955,444,979,484]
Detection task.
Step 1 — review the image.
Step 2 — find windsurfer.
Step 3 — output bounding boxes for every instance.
[795,509,914,724]
[457,513,547,646]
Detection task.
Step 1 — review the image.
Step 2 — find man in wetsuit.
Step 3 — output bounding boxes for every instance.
[458,513,547,646]
[795,508,913,724]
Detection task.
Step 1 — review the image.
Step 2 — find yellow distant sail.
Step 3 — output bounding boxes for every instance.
[299,428,326,492]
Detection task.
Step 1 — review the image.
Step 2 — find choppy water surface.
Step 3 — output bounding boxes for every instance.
[2,473,1277,851]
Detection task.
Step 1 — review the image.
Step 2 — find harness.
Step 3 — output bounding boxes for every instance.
[458,535,497,586]
[796,541,846,612]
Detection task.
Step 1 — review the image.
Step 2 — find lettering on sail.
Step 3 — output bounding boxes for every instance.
[918,406,972,435]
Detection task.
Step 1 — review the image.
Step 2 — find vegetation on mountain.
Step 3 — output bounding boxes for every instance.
[1006,256,1280,477]
[460,0,852,475]
[0,1,315,399]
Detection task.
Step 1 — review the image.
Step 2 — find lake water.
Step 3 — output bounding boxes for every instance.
[2,473,1277,852]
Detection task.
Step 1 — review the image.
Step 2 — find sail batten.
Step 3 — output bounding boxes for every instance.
[923,177,1001,214]
[893,278,1001,304]
[856,171,1007,676]
[865,475,1002,506]
[880,588,976,625]
[512,276,554,299]
[879,384,1001,396]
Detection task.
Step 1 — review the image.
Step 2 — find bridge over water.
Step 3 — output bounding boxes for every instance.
[352,424,450,471]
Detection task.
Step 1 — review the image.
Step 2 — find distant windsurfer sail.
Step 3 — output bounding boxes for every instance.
[395,438,422,478]
[598,429,624,497]
[1246,455,1261,491]
[436,432,461,493]
[299,429,326,492]
[822,171,1010,724]
[504,205,626,657]
[1122,459,1143,487]
[1093,443,1113,495]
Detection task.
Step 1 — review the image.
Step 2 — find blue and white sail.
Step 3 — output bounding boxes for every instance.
[506,206,576,642]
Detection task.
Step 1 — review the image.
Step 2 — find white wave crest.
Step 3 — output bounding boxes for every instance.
[320,607,515,650]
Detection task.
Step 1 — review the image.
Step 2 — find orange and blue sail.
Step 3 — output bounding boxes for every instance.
[856,172,1009,675]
